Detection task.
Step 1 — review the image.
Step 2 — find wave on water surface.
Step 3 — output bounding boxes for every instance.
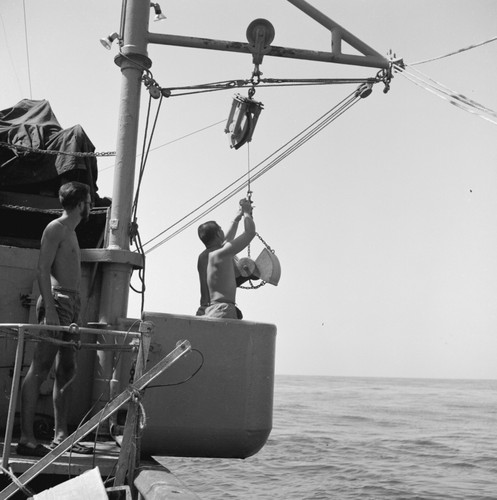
[159,376,497,499]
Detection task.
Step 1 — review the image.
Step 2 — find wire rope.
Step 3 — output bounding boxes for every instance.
[144,90,361,253]
[410,34,497,66]
[22,0,32,99]
[0,13,23,98]
[142,89,364,254]
[98,119,225,173]
[161,77,375,97]
[395,62,497,126]
[247,142,252,199]
[129,92,164,312]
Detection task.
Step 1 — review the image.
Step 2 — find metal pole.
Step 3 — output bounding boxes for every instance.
[1,327,25,470]
[113,324,152,487]
[109,0,151,251]
[91,0,151,429]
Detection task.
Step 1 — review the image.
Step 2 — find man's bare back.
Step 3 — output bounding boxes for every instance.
[207,249,238,304]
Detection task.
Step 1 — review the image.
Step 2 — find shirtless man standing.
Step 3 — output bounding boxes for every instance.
[17,181,92,457]
[196,199,255,319]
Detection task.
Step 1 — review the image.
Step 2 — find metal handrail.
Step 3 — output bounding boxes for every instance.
[0,322,141,481]
[0,323,141,338]
[0,340,192,499]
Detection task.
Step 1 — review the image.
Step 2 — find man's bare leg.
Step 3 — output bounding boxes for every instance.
[53,347,77,442]
[19,342,58,451]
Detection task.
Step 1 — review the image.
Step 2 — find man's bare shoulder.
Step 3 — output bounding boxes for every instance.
[212,241,239,259]
[208,244,232,261]
[42,219,68,241]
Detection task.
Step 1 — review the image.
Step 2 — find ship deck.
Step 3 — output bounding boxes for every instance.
[2,439,121,477]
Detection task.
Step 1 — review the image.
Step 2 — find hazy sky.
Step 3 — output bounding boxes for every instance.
[1,0,497,379]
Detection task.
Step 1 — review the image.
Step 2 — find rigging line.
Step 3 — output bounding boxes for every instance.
[133,94,164,218]
[250,95,361,185]
[401,63,473,102]
[251,93,361,176]
[98,119,226,173]
[163,77,369,92]
[120,0,127,42]
[398,75,497,125]
[410,35,497,66]
[130,231,147,313]
[164,79,249,91]
[401,64,497,118]
[144,92,363,254]
[252,101,358,183]
[0,14,23,97]
[146,110,341,252]
[178,95,362,224]
[396,64,497,125]
[247,142,251,198]
[141,89,359,250]
[148,119,225,150]
[261,78,374,85]
[164,88,226,98]
[143,91,361,250]
[132,95,153,217]
[22,0,32,99]
[130,95,161,304]
[144,188,242,254]
[397,62,491,113]
[164,79,373,97]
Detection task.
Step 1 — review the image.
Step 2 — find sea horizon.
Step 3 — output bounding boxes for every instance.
[276,372,497,382]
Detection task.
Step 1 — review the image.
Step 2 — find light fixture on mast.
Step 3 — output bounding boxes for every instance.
[150,3,166,22]
[99,32,120,50]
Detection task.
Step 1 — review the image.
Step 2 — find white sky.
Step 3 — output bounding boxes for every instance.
[1,0,497,379]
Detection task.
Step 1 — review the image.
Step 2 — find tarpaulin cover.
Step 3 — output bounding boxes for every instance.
[0,99,99,199]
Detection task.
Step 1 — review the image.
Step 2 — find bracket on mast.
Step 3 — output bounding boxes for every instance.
[286,0,388,69]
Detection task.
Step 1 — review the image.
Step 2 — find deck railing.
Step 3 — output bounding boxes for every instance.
[0,322,191,499]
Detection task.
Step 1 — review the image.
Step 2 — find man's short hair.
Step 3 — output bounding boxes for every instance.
[198,221,220,246]
[59,182,90,209]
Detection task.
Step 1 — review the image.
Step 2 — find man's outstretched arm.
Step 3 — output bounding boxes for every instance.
[220,200,255,257]
[224,205,243,242]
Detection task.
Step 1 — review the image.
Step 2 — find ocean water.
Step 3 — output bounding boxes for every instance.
[158,376,497,499]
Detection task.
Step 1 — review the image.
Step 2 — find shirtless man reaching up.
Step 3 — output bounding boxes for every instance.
[17,181,93,457]
[197,198,255,319]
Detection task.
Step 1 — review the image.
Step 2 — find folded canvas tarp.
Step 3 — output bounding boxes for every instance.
[0,99,99,200]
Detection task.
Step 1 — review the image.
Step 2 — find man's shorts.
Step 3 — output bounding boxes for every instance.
[204,302,243,320]
[36,286,81,340]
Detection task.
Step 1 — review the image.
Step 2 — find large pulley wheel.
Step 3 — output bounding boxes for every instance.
[246,18,275,50]
[237,257,258,278]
